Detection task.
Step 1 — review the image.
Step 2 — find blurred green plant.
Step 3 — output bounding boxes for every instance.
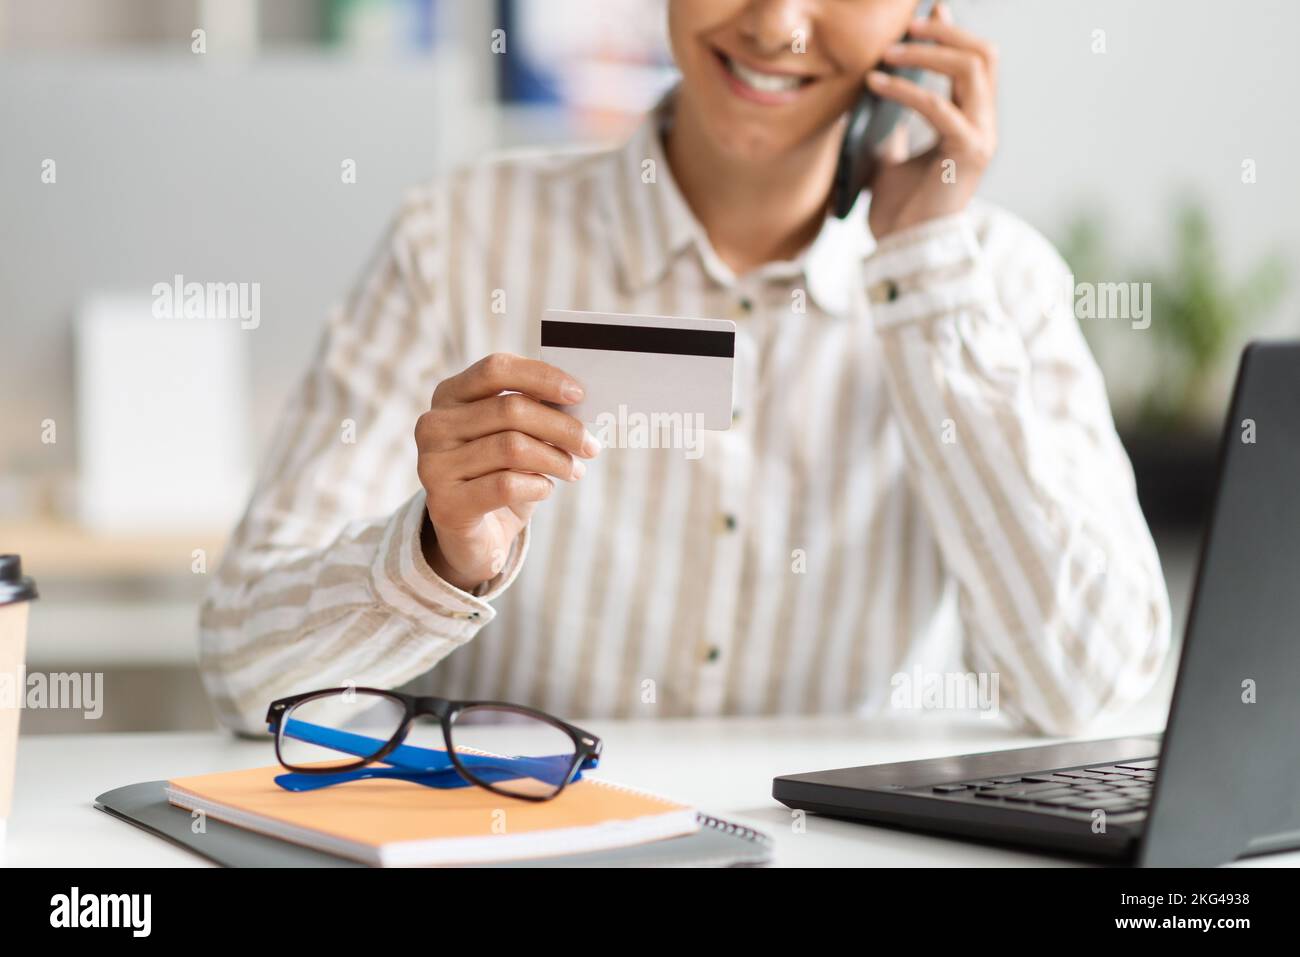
[1059,197,1286,429]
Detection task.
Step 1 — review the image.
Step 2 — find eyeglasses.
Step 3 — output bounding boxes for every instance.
[265,688,602,802]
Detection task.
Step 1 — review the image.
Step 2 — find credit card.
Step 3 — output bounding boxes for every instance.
[539,309,735,431]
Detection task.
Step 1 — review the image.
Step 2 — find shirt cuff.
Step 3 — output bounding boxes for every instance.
[369,490,530,637]
[863,212,997,330]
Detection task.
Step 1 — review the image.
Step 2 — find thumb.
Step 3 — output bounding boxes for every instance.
[509,496,543,525]
[878,123,910,166]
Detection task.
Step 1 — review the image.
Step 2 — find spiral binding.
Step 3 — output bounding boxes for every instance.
[697,812,772,846]
[588,778,772,847]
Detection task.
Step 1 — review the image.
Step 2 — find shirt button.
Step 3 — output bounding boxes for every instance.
[704,645,722,663]
[869,279,899,303]
[716,512,738,533]
[738,296,754,313]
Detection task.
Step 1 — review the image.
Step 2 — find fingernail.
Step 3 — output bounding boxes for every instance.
[570,458,587,481]
[885,43,906,56]
[562,381,585,403]
[867,70,889,85]
[581,430,602,458]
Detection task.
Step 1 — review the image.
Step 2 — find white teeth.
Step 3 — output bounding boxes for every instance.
[725,56,803,94]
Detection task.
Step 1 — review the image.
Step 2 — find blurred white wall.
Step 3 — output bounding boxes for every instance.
[978,0,1297,266]
[0,53,497,489]
[974,0,1299,409]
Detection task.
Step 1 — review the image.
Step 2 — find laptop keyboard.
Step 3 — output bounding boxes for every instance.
[921,759,1158,816]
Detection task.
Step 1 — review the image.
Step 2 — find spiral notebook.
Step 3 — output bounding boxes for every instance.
[162,763,713,867]
[97,779,772,868]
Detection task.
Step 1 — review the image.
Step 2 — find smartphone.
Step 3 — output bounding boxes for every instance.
[829,0,935,219]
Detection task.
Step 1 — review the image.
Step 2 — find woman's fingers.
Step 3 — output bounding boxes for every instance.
[453,470,556,518]
[441,430,585,483]
[879,124,910,165]
[880,42,984,92]
[866,70,973,145]
[868,0,997,161]
[419,392,599,458]
[423,462,556,532]
[906,10,1000,76]
[433,352,585,407]
[878,42,994,129]
[417,353,592,588]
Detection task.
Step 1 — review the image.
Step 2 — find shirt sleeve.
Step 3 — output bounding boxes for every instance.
[199,187,528,736]
[863,207,1171,736]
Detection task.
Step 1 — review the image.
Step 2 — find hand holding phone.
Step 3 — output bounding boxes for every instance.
[829,1,1000,239]
[830,0,935,219]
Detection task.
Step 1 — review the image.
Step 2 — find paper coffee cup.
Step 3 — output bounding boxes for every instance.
[0,554,38,853]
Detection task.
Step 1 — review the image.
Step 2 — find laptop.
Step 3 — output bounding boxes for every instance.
[773,341,1300,867]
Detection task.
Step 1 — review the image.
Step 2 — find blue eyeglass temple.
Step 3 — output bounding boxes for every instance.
[271,717,598,793]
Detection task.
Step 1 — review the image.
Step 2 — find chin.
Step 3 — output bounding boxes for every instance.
[710,119,792,164]
[684,92,823,166]
[680,73,847,168]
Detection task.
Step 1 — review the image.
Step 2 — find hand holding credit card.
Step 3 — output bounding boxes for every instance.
[539,309,736,432]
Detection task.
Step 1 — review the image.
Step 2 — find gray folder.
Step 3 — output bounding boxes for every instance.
[95,781,772,868]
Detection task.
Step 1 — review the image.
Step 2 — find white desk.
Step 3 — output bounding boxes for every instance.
[9,703,1296,867]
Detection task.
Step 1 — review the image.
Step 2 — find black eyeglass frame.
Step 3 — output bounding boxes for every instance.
[265,687,603,802]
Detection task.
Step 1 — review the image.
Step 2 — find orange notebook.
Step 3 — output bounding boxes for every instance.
[166,765,698,867]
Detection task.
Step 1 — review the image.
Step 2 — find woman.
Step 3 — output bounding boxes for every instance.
[200,0,1169,736]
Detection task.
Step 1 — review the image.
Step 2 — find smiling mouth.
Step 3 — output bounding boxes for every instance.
[715,49,815,95]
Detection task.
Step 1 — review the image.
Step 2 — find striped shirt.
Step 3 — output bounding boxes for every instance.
[199,94,1171,737]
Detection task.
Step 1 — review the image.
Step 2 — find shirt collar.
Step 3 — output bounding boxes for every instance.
[605,88,875,318]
